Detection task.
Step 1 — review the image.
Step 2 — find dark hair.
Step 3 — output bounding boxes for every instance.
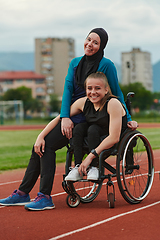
[84,72,116,111]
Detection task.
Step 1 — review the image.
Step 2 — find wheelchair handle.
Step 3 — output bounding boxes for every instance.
[125,92,135,116]
[127,92,135,99]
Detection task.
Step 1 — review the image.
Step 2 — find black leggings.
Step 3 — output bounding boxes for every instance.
[19,122,68,196]
[72,123,108,167]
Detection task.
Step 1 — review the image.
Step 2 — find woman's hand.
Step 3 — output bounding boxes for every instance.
[61,117,74,139]
[34,135,45,157]
[78,153,94,176]
[127,120,138,131]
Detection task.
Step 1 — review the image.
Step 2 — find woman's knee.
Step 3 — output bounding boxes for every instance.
[87,125,101,136]
[73,123,88,136]
[45,122,68,150]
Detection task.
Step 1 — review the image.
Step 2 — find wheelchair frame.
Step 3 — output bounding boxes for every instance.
[62,93,154,208]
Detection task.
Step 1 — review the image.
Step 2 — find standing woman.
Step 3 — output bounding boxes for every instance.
[0,28,137,211]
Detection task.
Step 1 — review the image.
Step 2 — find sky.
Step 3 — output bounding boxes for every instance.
[1,0,160,64]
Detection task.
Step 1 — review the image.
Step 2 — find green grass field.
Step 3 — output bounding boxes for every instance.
[0,129,67,171]
[0,128,160,171]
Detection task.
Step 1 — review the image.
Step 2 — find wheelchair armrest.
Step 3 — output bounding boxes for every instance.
[120,128,133,141]
[99,144,118,160]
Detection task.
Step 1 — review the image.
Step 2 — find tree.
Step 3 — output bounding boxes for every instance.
[120,82,154,110]
[49,94,60,113]
[29,98,44,113]
[2,86,43,116]
[152,92,160,110]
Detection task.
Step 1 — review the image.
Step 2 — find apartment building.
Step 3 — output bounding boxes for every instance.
[0,71,46,101]
[121,48,153,91]
[35,37,75,101]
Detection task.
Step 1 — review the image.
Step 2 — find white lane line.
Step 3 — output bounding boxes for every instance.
[0,169,159,207]
[0,173,63,186]
[49,201,160,240]
[0,180,21,186]
[1,170,159,188]
[0,206,5,209]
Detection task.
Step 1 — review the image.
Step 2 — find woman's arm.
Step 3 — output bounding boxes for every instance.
[99,59,132,122]
[100,59,138,130]
[60,57,83,138]
[70,97,87,117]
[78,98,123,175]
[35,96,86,157]
[60,60,74,119]
[61,97,86,139]
[60,57,82,118]
[60,60,75,139]
[34,97,86,156]
[95,98,123,153]
[34,115,60,157]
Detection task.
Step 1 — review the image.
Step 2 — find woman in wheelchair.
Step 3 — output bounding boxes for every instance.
[65,72,128,182]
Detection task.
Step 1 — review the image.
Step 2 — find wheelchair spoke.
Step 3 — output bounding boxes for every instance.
[116,130,154,204]
[71,178,102,202]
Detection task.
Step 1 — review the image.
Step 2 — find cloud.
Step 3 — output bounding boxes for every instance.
[0,0,160,63]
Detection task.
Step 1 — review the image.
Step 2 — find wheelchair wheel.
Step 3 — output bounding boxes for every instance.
[116,130,154,204]
[66,193,80,208]
[108,193,115,208]
[68,177,103,203]
[65,149,104,203]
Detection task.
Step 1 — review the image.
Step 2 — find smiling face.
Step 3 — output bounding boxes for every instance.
[86,77,108,108]
[84,32,101,56]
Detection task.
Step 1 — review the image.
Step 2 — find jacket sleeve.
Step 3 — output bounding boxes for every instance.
[60,59,75,118]
[101,60,132,122]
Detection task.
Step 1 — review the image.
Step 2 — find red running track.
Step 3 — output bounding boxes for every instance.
[0,150,160,240]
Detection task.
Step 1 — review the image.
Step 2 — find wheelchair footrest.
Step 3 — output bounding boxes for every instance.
[62,181,74,195]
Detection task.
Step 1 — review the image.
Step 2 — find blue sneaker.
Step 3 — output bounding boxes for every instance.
[24,192,55,211]
[0,190,30,206]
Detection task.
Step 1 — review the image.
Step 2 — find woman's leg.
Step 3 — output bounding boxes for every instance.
[72,122,88,165]
[87,125,106,167]
[19,122,68,195]
[18,146,41,194]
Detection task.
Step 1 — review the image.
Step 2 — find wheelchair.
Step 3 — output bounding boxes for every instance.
[62,93,154,208]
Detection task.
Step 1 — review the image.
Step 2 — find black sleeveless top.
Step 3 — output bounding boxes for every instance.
[83,97,127,136]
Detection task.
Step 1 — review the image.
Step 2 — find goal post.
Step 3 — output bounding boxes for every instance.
[0,100,24,125]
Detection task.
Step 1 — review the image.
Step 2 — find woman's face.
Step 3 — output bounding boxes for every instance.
[86,77,108,106]
[84,32,101,56]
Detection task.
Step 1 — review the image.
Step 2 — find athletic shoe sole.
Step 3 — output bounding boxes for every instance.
[87,177,99,180]
[24,205,55,211]
[0,201,30,206]
[65,177,83,181]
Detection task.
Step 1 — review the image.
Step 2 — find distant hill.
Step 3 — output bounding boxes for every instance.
[0,52,34,71]
[114,63,121,83]
[0,52,159,92]
[153,60,160,92]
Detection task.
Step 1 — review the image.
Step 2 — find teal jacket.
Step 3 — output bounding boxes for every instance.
[60,56,132,122]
